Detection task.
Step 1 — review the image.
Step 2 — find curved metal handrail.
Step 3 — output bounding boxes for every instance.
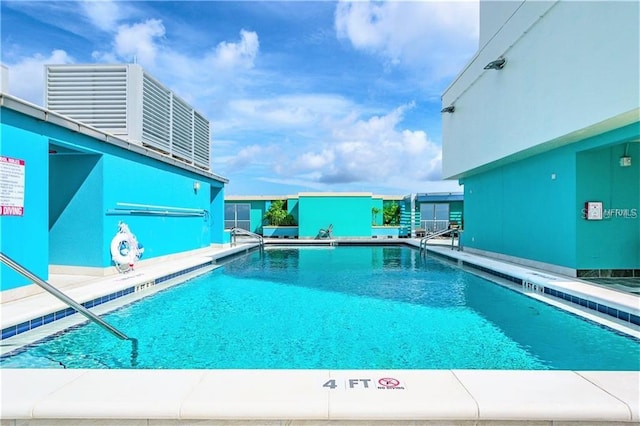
[0,252,131,341]
[230,227,264,247]
[419,228,462,253]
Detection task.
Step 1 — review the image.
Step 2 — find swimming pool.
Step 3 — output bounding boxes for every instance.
[2,246,639,370]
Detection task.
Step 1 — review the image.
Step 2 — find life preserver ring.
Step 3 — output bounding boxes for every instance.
[111,222,144,272]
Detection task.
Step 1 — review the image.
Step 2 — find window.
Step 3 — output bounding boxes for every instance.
[225,203,251,230]
[420,203,449,232]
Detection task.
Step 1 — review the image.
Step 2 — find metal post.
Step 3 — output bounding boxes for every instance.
[0,252,130,340]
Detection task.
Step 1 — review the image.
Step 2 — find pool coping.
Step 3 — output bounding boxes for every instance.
[0,369,638,423]
[1,241,639,423]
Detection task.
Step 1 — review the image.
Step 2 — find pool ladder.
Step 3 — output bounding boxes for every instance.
[418,228,463,254]
[230,227,264,248]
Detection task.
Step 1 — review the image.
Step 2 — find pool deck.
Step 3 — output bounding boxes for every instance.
[1,240,639,425]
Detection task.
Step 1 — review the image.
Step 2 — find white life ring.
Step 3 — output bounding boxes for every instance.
[110,222,144,272]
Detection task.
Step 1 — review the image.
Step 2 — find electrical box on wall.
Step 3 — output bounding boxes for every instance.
[620,156,632,167]
[585,201,603,220]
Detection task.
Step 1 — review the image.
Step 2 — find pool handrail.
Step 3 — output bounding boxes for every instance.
[230,227,264,247]
[419,228,463,253]
[0,252,131,341]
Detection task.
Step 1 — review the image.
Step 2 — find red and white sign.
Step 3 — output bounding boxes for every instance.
[0,156,25,216]
[378,377,401,388]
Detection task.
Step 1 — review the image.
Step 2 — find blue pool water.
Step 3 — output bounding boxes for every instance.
[2,246,639,369]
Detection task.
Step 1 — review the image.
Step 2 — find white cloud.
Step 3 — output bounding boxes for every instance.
[80,0,121,32]
[209,29,259,70]
[335,1,478,80]
[222,103,445,188]
[109,19,165,66]
[220,94,355,132]
[4,50,75,104]
[227,143,282,170]
[217,96,448,192]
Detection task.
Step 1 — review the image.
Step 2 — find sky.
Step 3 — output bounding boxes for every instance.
[1,0,479,196]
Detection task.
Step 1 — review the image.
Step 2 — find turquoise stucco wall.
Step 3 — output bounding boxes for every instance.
[1,104,226,290]
[462,143,578,268]
[49,153,104,267]
[48,143,218,268]
[210,186,226,244]
[576,141,639,270]
[287,197,299,224]
[0,110,49,290]
[100,155,217,265]
[298,195,372,238]
[462,122,639,271]
[252,201,268,233]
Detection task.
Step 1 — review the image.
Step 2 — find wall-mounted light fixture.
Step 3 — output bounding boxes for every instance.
[441,105,455,113]
[484,57,506,70]
[193,181,201,193]
[620,143,632,167]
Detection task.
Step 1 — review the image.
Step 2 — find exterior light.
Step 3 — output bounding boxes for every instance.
[484,57,506,70]
[441,105,455,113]
[620,143,632,167]
[193,181,201,192]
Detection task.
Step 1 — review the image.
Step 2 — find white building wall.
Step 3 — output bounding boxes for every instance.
[478,1,524,47]
[0,64,8,93]
[442,0,640,179]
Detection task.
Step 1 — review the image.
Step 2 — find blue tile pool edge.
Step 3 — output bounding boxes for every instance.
[425,249,640,329]
[1,260,215,341]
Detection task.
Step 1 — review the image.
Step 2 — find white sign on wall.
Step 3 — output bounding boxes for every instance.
[585,201,603,220]
[0,156,25,216]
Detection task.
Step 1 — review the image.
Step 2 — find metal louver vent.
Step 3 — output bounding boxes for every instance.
[45,64,212,170]
[193,112,210,169]
[141,74,171,153]
[46,65,128,133]
[171,97,193,161]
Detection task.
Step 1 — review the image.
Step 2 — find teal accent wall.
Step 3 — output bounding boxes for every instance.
[576,142,639,269]
[462,122,639,271]
[49,154,104,266]
[1,104,227,291]
[210,186,225,244]
[0,111,49,290]
[298,195,372,238]
[101,154,213,265]
[252,201,267,233]
[287,197,299,224]
[463,145,578,268]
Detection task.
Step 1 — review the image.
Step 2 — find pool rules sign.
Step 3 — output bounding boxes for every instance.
[0,156,25,216]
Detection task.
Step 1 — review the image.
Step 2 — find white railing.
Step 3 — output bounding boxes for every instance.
[420,220,450,233]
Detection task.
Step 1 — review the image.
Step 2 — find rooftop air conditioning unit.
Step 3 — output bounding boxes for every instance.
[45,64,211,170]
